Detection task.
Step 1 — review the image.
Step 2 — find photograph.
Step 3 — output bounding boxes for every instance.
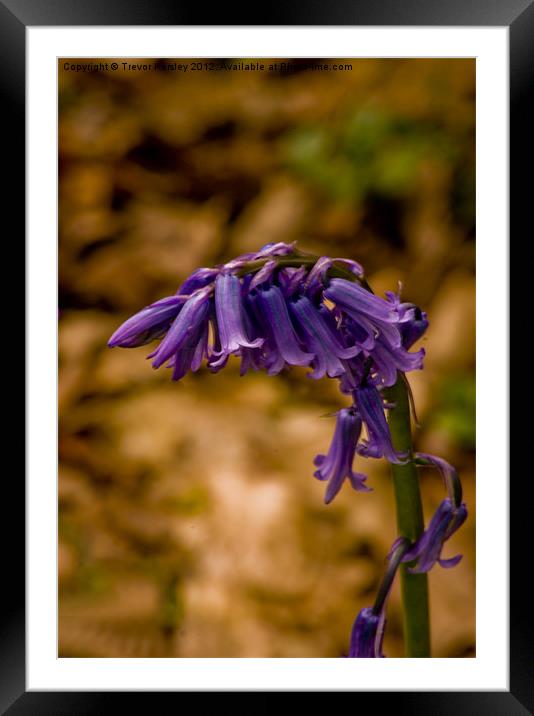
[57,57,476,659]
[1,0,522,705]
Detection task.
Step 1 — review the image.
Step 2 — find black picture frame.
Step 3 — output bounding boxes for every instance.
[3,0,526,711]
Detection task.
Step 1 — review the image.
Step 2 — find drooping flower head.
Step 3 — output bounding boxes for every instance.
[108,242,429,497]
[108,242,427,391]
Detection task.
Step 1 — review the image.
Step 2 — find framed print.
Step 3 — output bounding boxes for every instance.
[3,0,528,711]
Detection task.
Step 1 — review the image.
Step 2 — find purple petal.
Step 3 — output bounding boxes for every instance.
[222,242,296,272]
[249,260,277,290]
[305,257,364,299]
[254,241,296,258]
[403,498,468,574]
[215,273,264,354]
[399,310,429,349]
[254,285,313,367]
[177,267,219,295]
[314,408,370,504]
[369,336,425,387]
[438,554,463,569]
[108,296,185,348]
[289,297,360,380]
[325,279,399,323]
[348,607,384,658]
[278,266,308,297]
[355,384,406,465]
[151,288,211,369]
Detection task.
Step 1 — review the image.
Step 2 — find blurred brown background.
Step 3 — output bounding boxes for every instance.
[58,58,475,658]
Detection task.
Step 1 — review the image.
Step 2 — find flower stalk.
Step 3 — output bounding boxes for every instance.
[385,375,431,657]
[238,253,373,290]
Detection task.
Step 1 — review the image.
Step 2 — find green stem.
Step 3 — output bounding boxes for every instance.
[385,375,430,657]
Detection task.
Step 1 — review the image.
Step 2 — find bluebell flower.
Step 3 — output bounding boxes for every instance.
[399,307,428,349]
[347,537,411,657]
[314,408,370,504]
[210,273,264,369]
[348,607,385,658]
[252,285,314,370]
[167,318,209,381]
[401,498,468,573]
[354,383,407,464]
[368,334,425,387]
[108,296,185,348]
[324,278,399,324]
[325,278,425,387]
[206,321,229,374]
[341,314,377,351]
[249,259,277,290]
[150,287,212,369]
[289,296,359,379]
[177,267,220,295]
[385,289,429,349]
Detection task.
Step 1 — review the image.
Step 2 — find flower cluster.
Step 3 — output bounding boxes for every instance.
[108,241,467,659]
[109,242,426,503]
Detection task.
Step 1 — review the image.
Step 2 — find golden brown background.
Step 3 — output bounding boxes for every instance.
[58,58,475,658]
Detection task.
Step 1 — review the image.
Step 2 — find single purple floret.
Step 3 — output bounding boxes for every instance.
[108,296,185,349]
[289,296,359,379]
[324,278,399,324]
[402,498,468,573]
[150,287,212,369]
[210,273,264,369]
[354,383,407,464]
[368,334,425,388]
[252,284,314,369]
[399,307,429,349]
[385,289,429,349]
[167,318,209,381]
[314,407,370,504]
[177,267,220,295]
[348,607,385,658]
